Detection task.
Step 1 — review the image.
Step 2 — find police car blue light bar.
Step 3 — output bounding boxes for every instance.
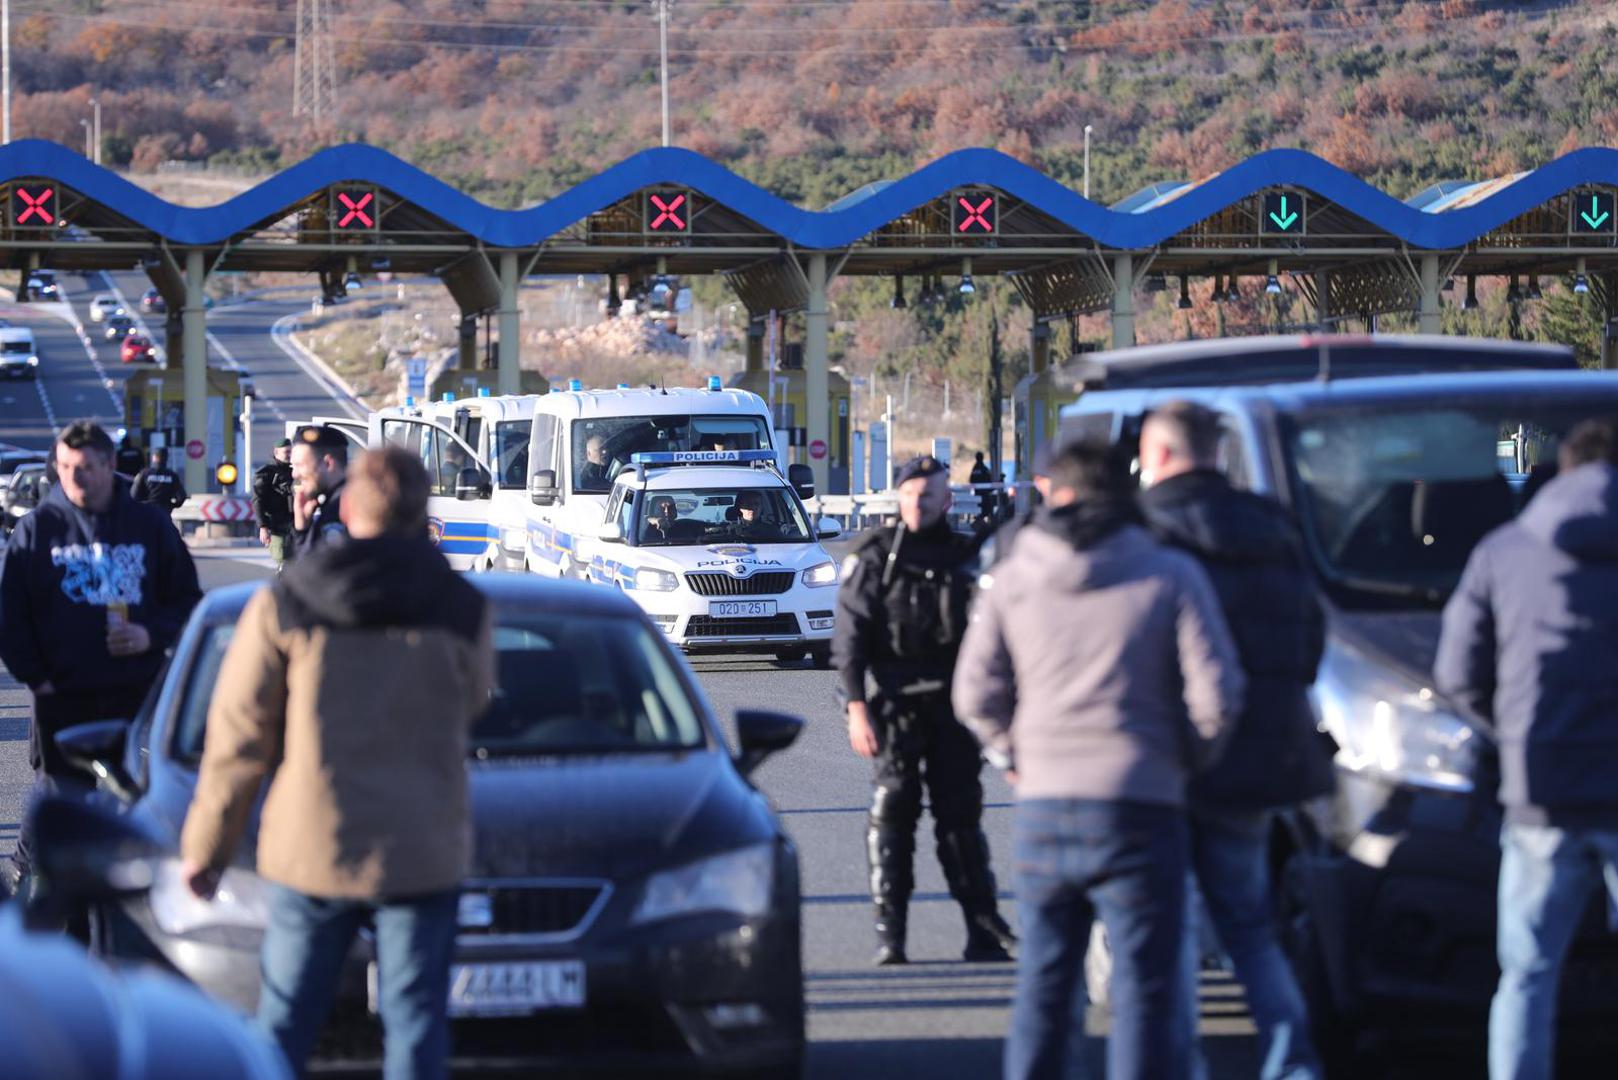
[631,450,776,466]
[707,375,722,390]
[568,378,584,391]
[478,387,490,397]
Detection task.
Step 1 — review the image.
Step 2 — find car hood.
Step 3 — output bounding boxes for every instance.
[634,540,832,576]
[1330,608,1442,688]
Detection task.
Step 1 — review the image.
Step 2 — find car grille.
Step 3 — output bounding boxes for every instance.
[685,614,801,638]
[458,883,606,938]
[685,570,795,596]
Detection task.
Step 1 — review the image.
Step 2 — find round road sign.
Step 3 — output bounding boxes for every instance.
[185,439,205,461]
[809,439,827,461]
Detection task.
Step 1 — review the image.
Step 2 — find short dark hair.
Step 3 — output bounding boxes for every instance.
[1145,400,1221,465]
[1046,440,1130,499]
[1560,418,1618,469]
[346,447,429,535]
[294,424,349,465]
[54,419,115,462]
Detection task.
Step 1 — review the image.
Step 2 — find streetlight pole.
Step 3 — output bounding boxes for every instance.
[1083,124,1093,200]
[3,0,10,145]
[90,97,101,165]
[655,0,671,147]
[79,118,91,160]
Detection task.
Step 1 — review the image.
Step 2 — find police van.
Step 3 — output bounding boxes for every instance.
[358,380,785,576]
[590,449,840,664]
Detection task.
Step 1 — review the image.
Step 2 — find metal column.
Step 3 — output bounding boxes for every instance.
[745,316,765,374]
[1419,254,1441,335]
[805,253,830,495]
[497,251,521,395]
[1315,271,1331,331]
[1111,254,1135,349]
[1031,317,1050,374]
[183,249,208,493]
[1605,274,1617,371]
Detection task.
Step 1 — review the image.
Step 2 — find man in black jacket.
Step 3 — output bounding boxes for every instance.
[289,425,349,561]
[834,455,1016,966]
[0,419,201,887]
[1137,400,1330,1080]
[130,446,187,513]
[253,438,295,569]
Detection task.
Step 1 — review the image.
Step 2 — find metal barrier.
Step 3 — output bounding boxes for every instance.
[172,495,258,538]
[808,482,1032,534]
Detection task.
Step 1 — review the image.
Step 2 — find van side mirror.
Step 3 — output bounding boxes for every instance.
[788,463,815,501]
[528,469,558,506]
[597,522,624,543]
[456,467,489,501]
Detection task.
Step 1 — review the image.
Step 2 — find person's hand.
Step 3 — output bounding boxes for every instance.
[106,621,152,658]
[181,859,222,901]
[847,701,880,759]
[259,527,270,546]
[293,488,316,529]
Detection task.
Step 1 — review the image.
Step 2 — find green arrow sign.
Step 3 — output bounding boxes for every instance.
[1261,190,1306,235]
[1573,189,1615,235]
[1269,195,1299,231]
[1582,195,1610,230]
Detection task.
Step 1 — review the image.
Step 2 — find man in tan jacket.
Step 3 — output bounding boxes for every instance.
[180,447,493,1080]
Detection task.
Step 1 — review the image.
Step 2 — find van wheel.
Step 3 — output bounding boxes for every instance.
[774,648,808,665]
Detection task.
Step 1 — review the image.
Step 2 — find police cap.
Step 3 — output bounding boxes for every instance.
[275,437,293,449]
[295,424,348,456]
[895,454,948,486]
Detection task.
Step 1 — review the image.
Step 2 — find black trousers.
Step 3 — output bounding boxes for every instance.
[868,692,985,837]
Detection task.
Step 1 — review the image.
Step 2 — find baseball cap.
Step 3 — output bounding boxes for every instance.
[275,438,293,449]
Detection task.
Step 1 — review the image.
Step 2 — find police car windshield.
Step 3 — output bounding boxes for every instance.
[573,415,769,494]
[1284,393,1618,609]
[174,611,706,761]
[638,485,811,546]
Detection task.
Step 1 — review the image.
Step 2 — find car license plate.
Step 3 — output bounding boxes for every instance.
[369,960,586,1017]
[709,600,777,618]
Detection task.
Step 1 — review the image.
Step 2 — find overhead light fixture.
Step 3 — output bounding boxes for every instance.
[370,255,392,271]
[1442,276,1455,292]
[1177,276,1192,310]
[140,252,162,270]
[1527,275,1543,300]
[1226,276,1241,302]
[1144,273,1167,294]
[892,275,907,310]
[1265,259,1282,295]
[1506,275,1521,304]
[1575,257,1590,295]
[343,271,362,294]
[959,258,975,296]
[1212,274,1225,305]
[1463,275,1479,310]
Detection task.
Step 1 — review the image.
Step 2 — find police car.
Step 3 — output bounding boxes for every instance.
[590,450,841,664]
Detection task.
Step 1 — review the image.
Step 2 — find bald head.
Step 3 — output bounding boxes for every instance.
[340,446,430,540]
[1139,400,1221,487]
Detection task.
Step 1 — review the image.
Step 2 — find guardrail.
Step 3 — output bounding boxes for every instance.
[808,482,1032,534]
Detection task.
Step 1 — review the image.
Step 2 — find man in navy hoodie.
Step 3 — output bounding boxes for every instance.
[0,419,201,886]
[1435,418,1618,1080]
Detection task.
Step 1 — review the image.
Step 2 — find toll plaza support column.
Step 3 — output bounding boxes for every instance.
[1315,271,1331,331]
[746,316,765,374]
[1419,254,1442,335]
[1031,317,1050,374]
[806,253,831,495]
[183,249,208,494]
[1111,254,1135,349]
[1605,274,1617,371]
[498,252,521,396]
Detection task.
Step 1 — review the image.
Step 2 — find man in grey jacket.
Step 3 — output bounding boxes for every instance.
[954,440,1245,1080]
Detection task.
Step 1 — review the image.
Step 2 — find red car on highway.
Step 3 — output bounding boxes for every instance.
[120,333,156,364]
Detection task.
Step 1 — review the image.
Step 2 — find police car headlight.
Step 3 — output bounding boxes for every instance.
[631,843,774,926]
[801,561,838,588]
[632,567,678,592]
[148,859,269,936]
[26,355,38,366]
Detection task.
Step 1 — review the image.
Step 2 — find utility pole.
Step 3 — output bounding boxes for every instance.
[90,97,100,165]
[654,0,671,147]
[294,0,337,123]
[1083,124,1093,199]
[3,0,10,145]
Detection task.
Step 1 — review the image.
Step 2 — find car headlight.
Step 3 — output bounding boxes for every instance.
[631,843,775,926]
[631,567,678,592]
[1313,642,1481,793]
[147,859,269,936]
[26,356,37,366]
[801,561,838,588]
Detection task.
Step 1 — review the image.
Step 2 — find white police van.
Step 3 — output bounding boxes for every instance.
[590,449,840,664]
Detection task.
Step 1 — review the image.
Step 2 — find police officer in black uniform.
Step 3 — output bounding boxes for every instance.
[833,455,1017,966]
[978,440,1055,569]
[289,424,349,560]
[130,447,188,513]
[253,438,296,570]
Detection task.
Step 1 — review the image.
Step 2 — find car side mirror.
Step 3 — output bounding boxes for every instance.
[788,463,815,501]
[816,522,843,541]
[597,521,624,543]
[529,469,558,506]
[22,793,165,926]
[455,467,488,501]
[55,721,139,802]
[735,709,804,776]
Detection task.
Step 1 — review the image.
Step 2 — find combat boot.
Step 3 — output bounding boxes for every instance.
[867,823,915,966]
[938,827,1018,962]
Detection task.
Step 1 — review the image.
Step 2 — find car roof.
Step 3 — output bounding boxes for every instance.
[195,572,647,624]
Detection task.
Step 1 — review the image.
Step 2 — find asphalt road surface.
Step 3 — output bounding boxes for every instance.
[0,548,1264,1078]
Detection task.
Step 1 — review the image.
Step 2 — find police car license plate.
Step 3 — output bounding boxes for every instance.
[709,600,777,618]
[369,960,586,1017]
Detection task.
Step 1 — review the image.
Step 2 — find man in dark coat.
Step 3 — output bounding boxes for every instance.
[1137,400,1330,1080]
[289,425,349,561]
[253,438,295,569]
[130,446,187,513]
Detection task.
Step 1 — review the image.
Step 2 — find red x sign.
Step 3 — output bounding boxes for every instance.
[646,191,690,233]
[955,194,995,233]
[335,190,375,229]
[13,185,55,226]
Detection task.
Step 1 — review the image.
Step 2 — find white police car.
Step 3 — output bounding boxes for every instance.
[589,450,841,664]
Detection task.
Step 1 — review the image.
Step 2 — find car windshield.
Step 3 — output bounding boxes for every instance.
[174,609,706,761]
[1,340,29,354]
[492,420,531,489]
[637,485,812,546]
[572,414,770,494]
[1284,392,1618,608]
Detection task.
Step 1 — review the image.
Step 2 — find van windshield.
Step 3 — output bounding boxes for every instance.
[573,415,770,494]
[1284,392,1618,608]
[1,339,31,354]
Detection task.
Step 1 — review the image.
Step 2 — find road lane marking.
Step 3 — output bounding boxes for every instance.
[33,373,57,429]
[56,290,125,421]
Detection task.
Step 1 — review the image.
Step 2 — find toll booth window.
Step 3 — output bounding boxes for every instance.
[493,420,531,489]
[571,415,771,493]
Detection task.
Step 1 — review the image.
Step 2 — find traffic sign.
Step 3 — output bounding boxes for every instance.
[10,183,57,230]
[185,439,205,460]
[644,189,692,234]
[951,189,998,235]
[332,187,378,231]
[809,439,828,461]
[1571,189,1615,235]
[1261,190,1306,236]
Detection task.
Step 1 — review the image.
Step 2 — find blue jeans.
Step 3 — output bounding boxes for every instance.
[1006,798,1189,1080]
[1179,807,1322,1080]
[1490,822,1618,1080]
[257,884,459,1080]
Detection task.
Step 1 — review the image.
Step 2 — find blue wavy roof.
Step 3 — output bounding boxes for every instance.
[1,137,1614,252]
